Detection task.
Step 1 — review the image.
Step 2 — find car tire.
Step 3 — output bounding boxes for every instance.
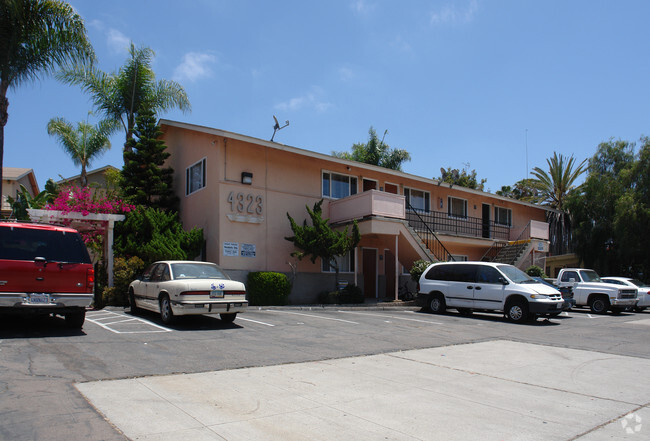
[505,299,529,324]
[159,294,175,325]
[65,309,85,329]
[428,294,446,314]
[220,313,237,323]
[589,296,609,314]
[634,306,647,312]
[129,290,138,314]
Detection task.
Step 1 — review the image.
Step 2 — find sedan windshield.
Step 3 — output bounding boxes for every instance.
[171,263,228,280]
[497,264,534,284]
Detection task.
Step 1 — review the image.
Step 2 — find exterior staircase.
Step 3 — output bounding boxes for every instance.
[491,240,533,266]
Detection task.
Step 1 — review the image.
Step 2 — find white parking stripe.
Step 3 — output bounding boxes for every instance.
[237,317,275,327]
[338,310,444,325]
[86,311,172,334]
[268,309,359,324]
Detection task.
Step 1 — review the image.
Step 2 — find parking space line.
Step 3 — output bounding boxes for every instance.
[268,310,359,324]
[338,310,443,325]
[86,311,172,334]
[237,316,275,327]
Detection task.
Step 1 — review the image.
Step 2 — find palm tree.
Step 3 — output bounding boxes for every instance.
[47,116,117,186]
[531,152,587,255]
[56,43,191,156]
[0,0,94,203]
[531,152,587,210]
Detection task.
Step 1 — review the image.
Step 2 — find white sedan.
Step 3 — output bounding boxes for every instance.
[128,261,248,324]
[602,277,649,312]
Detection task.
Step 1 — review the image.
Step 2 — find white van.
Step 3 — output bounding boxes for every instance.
[417,262,563,323]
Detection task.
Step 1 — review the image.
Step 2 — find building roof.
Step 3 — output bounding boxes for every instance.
[2,167,39,195]
[159,119,558,213]
[57,165,120,185]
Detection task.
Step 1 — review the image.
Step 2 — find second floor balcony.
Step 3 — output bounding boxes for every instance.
[328,190,548,243]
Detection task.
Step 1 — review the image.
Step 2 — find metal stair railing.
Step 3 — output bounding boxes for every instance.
[405,201,455,262]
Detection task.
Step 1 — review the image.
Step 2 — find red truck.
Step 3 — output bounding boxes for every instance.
[0,221,94,328]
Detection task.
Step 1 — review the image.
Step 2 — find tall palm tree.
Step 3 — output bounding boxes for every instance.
[56,43,191,156]
[531,152,587,210]
[0,0,94,202]
[531,152,587,255]
[47,116,117,187]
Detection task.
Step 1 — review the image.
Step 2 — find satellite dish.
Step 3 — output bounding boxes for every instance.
[270,115,289,142]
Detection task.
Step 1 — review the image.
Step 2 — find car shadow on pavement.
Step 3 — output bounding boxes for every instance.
[0,314,86,339]
[414,309,563,326]
[127,308,244,331]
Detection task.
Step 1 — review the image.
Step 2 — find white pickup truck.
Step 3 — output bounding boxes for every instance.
[555,268,638,314]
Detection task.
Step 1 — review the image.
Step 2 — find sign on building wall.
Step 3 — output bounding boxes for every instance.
[241,243,256,258]
[223,242,239,257]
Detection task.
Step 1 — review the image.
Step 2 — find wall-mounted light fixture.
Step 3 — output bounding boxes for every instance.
[241,172,253,185]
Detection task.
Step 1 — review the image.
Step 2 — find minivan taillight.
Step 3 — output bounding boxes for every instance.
[87,268,95,290]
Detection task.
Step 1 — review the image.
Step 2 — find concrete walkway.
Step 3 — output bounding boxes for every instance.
[77,340,650,440]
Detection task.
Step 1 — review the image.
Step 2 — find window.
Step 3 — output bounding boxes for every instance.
[186,158,206,195]
[405,188,430,212]
[322,172,357,199]
[494,206,512,227]
[450,255,468,262]
[476,266,502,284]
[322,250,355,273]
[448,197,467,218]
[560,270,578,283]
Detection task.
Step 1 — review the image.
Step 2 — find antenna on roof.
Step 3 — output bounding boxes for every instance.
[270,115,289,142]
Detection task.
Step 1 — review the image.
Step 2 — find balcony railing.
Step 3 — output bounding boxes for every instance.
[405,209,511,241]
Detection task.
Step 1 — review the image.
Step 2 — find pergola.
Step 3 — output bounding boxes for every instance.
[27,209,125,287]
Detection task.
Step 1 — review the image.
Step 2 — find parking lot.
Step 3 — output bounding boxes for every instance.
[1,306,649,440]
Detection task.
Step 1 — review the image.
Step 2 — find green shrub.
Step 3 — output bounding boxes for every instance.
[410,259,433,282]
[102,256,145,306]
[525,265,547,278]
[247,272,291,306]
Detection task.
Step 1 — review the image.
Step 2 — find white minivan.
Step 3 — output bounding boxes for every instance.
[417,262,564,323]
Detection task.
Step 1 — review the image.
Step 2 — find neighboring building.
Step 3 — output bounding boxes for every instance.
[161,120,555,303]
[1,167,39,217]
[57,165,120,191]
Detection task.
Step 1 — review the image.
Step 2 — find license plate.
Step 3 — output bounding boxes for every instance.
[556,302,563,309]
[210,290,224,298]
[28,294,50,304]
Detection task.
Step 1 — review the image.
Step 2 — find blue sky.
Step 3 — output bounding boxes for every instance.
[5,0,650,193]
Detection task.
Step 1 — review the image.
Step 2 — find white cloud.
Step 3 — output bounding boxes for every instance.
[275,87,332,112]
[106,28,131,54]
[350,0,375,15]
[430,0,479,25]
[173,52,217,82]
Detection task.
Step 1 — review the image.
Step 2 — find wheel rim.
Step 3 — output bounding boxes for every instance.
[592,299,605,312]
[430,298,441,311]
[161,298,171,321]
[509,305,523,321]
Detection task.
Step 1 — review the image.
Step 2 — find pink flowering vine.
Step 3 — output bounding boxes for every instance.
[46,185,135,216]
[44,185,135,253]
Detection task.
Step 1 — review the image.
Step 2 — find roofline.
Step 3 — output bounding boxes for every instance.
[159,119,559,213]
[2,167,39,194]
[56,165,120,185]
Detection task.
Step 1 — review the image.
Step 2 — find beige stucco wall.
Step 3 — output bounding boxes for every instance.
[161,121,552,301]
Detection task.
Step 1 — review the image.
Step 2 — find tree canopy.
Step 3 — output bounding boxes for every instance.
[530,152,587,211]
[566,138,648,277]
[0,0,94,202]
[121,105,178,211]
[332,127,411,171]
[496,178,542,202]
[56,43,190,155]
[285,200,361,282]
[47,115,117,186]
[437,167,486,191]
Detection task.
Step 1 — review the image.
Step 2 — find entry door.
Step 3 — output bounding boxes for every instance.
[362,248,377,299]
[384,249,396,299]
[482,204,491,238]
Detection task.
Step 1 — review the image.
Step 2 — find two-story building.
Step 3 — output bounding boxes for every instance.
[160,120,554,303]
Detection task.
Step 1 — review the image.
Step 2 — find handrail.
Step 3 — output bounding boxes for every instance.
[405,201,455,262]
[481,221,532,263]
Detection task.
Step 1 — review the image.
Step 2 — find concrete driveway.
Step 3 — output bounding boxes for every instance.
[77,340,650,440]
